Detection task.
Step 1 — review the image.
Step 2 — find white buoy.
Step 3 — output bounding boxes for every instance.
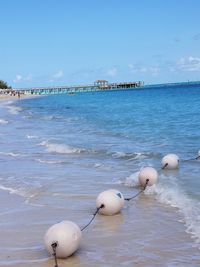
[138,167,158,187]
[44,220,82,259]
[108,189,125,209]
[198,150,200,157]
[96,189,124,215]
[161,153,179,169]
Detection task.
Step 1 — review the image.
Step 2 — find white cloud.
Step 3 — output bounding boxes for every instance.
[53,70,64,79]
[13,74,22,83]
[128,64,147,73]
[24,74,32,81]
[177,56,200,71]
[149,66,160,76]
[106,67,117,77]
[13,74,33,83]
[129,64,153,74]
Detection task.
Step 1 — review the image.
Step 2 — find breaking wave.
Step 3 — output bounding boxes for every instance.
[0,119,8,125]
[117,171,140,187]
[146,180,200,248]
[36,159,68,164]
[5,104,23,115]
[119,171,200,248]
[26,135,38,139]
[40,141,86,154]
[0,152,21,157]
[110,151,152,160]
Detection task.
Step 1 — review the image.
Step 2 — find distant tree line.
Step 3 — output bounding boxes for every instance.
[0,80,12,89]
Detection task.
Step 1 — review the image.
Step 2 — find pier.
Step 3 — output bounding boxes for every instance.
[14,80,144,95]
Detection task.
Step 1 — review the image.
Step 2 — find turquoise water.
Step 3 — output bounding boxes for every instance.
[0,85,200,266]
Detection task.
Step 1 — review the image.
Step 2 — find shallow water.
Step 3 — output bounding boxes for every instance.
[0,85,200,266]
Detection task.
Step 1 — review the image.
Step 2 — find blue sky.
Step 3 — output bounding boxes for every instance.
[1,0,200,88]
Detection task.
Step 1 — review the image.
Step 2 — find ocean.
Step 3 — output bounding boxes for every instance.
[0,84,200,267]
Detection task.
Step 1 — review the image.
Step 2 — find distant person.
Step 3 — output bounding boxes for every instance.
[18,91,20,98]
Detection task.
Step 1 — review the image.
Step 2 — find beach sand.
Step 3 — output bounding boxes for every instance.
[0,189,199,267]
[0,91,200,267]
[0,93,38,101]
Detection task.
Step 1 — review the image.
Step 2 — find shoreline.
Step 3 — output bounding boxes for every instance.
[0,93,39,101]
[0,86,200,266]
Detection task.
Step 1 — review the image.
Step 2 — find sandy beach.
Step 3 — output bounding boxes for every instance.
[0,186,199,267]
[0,93,38,101]
[0,88,200,267]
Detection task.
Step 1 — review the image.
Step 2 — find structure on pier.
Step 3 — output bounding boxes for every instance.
[94,80,109,88]
[14,80,144,95]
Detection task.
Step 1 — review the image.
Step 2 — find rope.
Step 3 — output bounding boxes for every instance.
[184,155,200,162]
[81,204,104,231]
[125,179,149,201]
[161,163,168,169]
[51,242,58,267]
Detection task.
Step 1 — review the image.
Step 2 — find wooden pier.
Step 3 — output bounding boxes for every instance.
[14,80,144,95]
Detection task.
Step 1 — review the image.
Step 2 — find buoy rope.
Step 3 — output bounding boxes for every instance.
[125,179,149,201]
[81,204,104,231]
[184,155,200,161]
[161,163,168,169]
[51,242,58,267]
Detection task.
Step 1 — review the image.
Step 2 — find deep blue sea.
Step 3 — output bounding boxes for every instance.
[0,84,200,266]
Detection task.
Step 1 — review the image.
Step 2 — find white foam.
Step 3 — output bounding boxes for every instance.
[118,171,140,187]
[0,152,21,157]
[40,141,85,154]
[0,119,8,125]
[0,185,20,195]
[94,163,102,168]
[112,151,127,158]
[36,159,66,164]
[145,175,200,248]
[26,134,38,139]
[0,181,44,202]
[111,151,150,160]
[5,105,22,115]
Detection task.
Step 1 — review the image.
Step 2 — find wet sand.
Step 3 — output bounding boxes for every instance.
[0,92,200,267]
[0,189,199,267]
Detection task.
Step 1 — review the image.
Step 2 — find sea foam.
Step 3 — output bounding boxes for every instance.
[0,119,8,125]
[40,141,85,154]
[118,171,140,187]
[5,105,23,115]
[120,171,200,248]
[0,152,21,157]
[145,175,200,248]
[26,135,38,139]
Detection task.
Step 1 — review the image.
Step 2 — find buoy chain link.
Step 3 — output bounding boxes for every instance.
[51,242,58,267]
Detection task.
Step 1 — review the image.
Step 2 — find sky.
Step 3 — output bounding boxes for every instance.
[1,0,200,88]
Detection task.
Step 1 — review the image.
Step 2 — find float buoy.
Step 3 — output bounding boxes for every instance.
[138,167,158,187]
[96,189,124,215]
[108,189,125,209]
[44,220,82,258]
[161,153,179,169]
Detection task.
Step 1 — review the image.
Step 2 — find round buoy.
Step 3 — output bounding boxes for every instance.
[161,154,179,169]
[138,167,158,187]
[108,189,125,209]
[96,189,124,215]
[44,220,82,258]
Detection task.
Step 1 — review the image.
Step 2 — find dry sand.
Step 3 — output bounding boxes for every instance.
[0,93,38,101]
